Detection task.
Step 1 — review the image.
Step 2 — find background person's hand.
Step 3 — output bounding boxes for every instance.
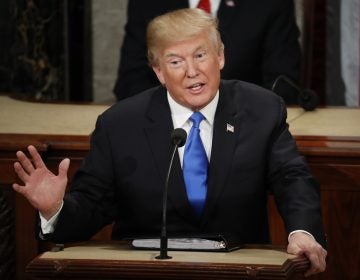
[287,231,327,277]
[13,145,70,220]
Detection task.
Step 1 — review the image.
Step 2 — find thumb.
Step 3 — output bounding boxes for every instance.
[58,158,70,178]
[287,242,303,256]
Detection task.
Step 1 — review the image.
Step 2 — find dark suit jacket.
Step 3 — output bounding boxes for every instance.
[45,80,326,247]
[114,0,301,104]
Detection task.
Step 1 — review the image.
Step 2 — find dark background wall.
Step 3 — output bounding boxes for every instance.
[0,0,16,94]
[0,0,92,101]
[0,188,15,280]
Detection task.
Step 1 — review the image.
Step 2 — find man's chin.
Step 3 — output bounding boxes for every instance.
[185,97,213,111]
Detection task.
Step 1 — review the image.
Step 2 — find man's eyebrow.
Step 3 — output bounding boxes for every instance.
[164,53,181,58]
[195,45,206,51]
[164,45,207,59]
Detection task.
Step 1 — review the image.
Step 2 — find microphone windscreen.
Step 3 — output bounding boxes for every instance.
[171,128,187,147]
[298,89,319,111]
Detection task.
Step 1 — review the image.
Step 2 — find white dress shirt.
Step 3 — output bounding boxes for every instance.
[167,91,219,165]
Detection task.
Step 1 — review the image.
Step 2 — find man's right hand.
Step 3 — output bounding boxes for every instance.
[13,145,70,220]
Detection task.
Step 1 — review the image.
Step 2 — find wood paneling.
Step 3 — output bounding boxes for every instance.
[0,133,89,280]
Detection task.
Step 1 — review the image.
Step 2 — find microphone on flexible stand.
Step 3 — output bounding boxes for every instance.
[156,128,187,260]
[271,75,319,111]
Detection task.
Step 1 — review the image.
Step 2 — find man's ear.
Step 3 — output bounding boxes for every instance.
[219,50,225,70]
[152,66,165,84]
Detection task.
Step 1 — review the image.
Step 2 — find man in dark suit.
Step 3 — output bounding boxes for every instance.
[13,8,326,276]
[114,0,301,104]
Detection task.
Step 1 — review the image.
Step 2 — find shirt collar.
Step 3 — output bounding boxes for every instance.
[167,91,219,128]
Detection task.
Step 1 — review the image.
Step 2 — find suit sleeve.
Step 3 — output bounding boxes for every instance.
[43,115,118,243]
[267,99,326,247]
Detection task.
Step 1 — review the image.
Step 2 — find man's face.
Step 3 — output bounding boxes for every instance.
[152,32,225,111]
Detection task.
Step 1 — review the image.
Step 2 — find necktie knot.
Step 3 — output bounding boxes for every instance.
[190,111,205,129]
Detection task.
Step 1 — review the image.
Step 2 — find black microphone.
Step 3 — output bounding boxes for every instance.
[271,75,319,111]
[156,128,187,259]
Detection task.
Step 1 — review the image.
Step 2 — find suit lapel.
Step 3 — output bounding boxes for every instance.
[143,87,173,183]
[144,88,198,225]
[201,82,242,226]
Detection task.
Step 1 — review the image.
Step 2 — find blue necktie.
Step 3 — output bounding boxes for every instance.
[183,112,208,216]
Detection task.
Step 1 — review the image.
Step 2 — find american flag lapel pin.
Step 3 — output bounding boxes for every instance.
[225,0,236,7]
[226,123,234,133]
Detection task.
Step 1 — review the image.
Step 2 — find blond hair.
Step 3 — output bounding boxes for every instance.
[147,8,224,66]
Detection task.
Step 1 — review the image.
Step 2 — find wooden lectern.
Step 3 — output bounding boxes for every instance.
[26,242,309,280]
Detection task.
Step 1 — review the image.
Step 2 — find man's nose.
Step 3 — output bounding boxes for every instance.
[186,61,199,78]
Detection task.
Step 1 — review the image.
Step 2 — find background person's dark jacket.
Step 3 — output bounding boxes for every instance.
[114,0,301,104]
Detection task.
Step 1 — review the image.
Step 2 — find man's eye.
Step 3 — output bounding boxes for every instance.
[168,59,182,67]
[196,52,206,59]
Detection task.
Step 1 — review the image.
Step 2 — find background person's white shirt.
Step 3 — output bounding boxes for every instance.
[189,0,221,17]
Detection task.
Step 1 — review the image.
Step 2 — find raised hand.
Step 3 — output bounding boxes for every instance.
[13,145,70,220]
[287,231,327,277]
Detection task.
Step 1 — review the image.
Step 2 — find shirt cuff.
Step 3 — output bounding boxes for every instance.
[39,201,64,234]
[288,230,315,242]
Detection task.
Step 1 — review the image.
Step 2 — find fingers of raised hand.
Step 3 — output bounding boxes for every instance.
[16,150,35,174]
[14,161,30,182]
[28,145,46,169]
